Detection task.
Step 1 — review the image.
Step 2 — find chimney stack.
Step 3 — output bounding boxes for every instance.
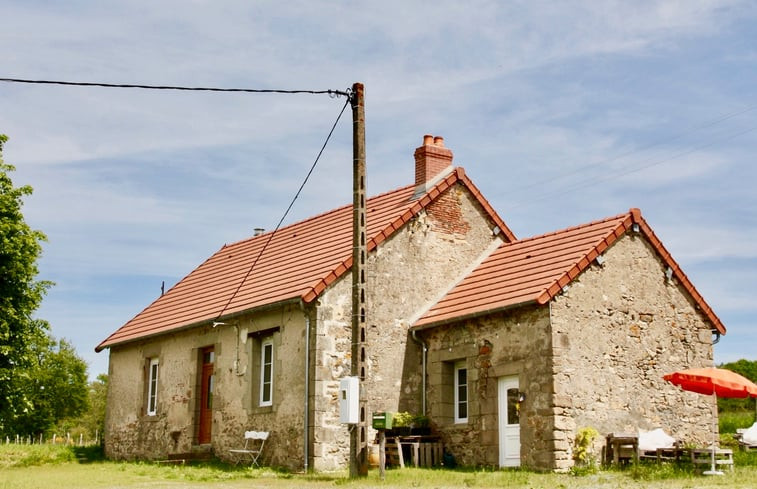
[414,134,454,195]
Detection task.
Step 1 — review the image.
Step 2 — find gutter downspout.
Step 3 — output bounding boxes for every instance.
[411,329,427,415]
[304,312,311,472]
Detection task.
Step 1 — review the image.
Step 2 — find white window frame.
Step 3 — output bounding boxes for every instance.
[454,360,468,424]
[259,339,274,407]
[147,357,159,416]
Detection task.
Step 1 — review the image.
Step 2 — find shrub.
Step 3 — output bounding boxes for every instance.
[571,427,599,475]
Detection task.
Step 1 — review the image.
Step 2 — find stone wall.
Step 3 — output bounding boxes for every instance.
[549,233,716,468]
[310,182,500,470]
[421,306,553,468]
[416,232,717,472]
[104,304,308,469]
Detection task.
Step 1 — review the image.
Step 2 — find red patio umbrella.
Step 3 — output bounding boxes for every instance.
[664,367,757,475]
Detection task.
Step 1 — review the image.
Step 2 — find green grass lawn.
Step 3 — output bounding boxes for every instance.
[3,444,757,489]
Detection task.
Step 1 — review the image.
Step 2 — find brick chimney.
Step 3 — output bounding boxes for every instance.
[413,134,454,198]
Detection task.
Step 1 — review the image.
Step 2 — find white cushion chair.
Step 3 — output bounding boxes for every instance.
[638,428,678,462]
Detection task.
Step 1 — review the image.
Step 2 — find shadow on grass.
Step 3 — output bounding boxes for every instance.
[72,445,106,463]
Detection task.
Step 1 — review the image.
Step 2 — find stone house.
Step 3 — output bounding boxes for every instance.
[96,135,725,471]
[411,209,725,470]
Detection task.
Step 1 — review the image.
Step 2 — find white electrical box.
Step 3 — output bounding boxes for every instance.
[339,376,359,424]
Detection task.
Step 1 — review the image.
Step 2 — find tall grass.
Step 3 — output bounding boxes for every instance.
[720,410,756,433]
[0,443,76,469]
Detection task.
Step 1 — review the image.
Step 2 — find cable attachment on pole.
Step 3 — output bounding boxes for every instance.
[329,87,352,99]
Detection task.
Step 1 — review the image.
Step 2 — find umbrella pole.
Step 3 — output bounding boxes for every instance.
[703,392,724,476]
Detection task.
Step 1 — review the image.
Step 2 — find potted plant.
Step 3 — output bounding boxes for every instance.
[388,412,414,436]
[411,414,431,435]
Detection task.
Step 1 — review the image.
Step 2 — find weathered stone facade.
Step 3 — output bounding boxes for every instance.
[105,304,310,468]
[418,233,716,471]
[421,305,552,468]
[310,182,501,470]
[104,181,501,471]
[549,233,715,468]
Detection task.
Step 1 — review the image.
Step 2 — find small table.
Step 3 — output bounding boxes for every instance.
[605,433,638,465]
[690,448,734,472]
[385,435,443,468]
[654,446,687,463]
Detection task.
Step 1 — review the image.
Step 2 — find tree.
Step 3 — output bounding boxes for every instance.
[718,359,757,413]
[8,334,90,437]
[56,374,108,443]
[0,134,54,436]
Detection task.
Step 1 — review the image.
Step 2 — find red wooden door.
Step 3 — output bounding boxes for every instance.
[198,347,214,444]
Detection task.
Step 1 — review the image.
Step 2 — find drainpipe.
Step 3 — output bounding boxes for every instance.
[411,329,427,415]
[303,312,311,472]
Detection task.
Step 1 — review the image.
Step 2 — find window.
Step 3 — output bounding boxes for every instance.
[259,339,273,407]
[454,361,468,423]
[147,357,159,416]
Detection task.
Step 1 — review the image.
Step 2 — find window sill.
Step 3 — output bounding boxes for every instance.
[249,405,274,415]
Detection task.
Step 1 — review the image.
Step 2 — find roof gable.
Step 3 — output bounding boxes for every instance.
[96,167,513,351]
[413,208,725,335]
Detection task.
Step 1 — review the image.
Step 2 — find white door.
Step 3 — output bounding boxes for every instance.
[498,376,521,467]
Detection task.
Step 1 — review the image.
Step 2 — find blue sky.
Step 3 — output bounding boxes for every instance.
[1,1,755,379]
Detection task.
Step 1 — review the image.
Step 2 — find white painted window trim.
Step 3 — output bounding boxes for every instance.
[454,360,468,424]
[147,357,159,416]
[259,339,274,407]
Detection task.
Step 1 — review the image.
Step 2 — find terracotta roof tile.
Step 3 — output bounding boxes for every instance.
[413,209,726,335]
[96,167,511,351]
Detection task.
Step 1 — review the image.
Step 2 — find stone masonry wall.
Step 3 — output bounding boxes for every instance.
[104,304,308,469]
[549,233,716,469]
[421,306,553,468]
[310,182,500,470]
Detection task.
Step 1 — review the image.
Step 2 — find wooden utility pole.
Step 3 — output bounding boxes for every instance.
[349,82,368,478]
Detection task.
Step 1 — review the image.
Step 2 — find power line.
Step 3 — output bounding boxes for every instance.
[0,77,350,97]
[214,95,352,321]
[1,75,353,319]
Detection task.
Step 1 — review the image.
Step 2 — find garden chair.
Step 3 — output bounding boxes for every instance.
[229,430,269,467]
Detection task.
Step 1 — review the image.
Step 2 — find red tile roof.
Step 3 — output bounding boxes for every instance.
[96,168,513,352]
[413,208,726,335]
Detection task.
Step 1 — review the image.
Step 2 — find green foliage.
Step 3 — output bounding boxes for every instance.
[734,448,757,467]
[719,410,756,434]
[572,426,599,469]
[391,412,414,427]
[718,359,757,413]
[0,134,54,436]
[55,374,108,442]
[9,336,89,437]
[390,412,429,428]
[0,443,76,469]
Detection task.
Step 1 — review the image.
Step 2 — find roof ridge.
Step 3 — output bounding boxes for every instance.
[509,210,632,245]
[220,182,416,249]
[302,167,497,301]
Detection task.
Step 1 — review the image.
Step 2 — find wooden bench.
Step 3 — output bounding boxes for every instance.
[690,448,733,472]
[735,430,757,451]
[385,435,444,468]
[604,433,638,465]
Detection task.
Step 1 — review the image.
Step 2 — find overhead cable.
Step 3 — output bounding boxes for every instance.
[214,95,352,321]
[0,77,350,97]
